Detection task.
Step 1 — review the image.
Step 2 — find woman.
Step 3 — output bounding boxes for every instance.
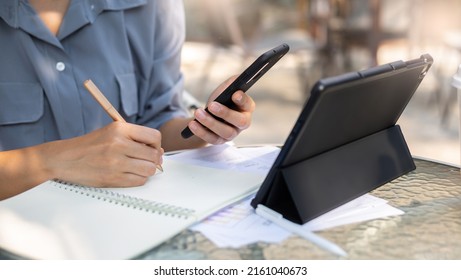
[0,0,255,200]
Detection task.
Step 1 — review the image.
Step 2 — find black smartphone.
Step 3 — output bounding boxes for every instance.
[181,43,290,139]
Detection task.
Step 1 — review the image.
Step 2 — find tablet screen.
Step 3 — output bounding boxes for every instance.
[284,59,430,166]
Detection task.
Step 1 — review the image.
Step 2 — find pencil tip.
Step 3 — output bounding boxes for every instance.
[157,165,164,173]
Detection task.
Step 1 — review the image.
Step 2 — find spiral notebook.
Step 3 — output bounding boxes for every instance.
[0,158,264,259]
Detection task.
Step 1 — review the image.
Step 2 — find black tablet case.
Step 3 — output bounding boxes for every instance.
[251,54,433,224]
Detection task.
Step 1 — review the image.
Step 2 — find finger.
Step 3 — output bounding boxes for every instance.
[195,108,239,141]
[207,102,251,130]
[108,156,157,182]
[231,91,256,113]
[105,172,151,188]
[188,120,227,145]
[81,159,153,188]
[125,141,163,164]
[208,75,238,102]
[103,126,162,164]
[123,157,158,178]
[118,123,163,165]
[126,124,162,149]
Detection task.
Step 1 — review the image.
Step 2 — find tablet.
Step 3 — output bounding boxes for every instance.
[251,54,433,223]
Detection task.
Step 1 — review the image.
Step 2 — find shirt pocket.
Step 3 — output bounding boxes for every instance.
[116,73,139,118]
[0,83,45,150]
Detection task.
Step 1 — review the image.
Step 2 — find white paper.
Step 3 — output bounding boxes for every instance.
[192,197,291,248]
[302,194,404,231]
[192,194,403,248]
[167,144,280,175]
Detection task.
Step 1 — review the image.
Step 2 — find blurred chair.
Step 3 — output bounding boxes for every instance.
[432,31,461,126]
[322,0,413,73]
[193,0,319,96]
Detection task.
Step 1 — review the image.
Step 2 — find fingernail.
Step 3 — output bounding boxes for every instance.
[195,108,206,120]
[209,102,221,113]
[190,121,197,129]
[234,92,243,103]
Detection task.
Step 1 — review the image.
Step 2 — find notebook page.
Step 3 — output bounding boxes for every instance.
[103,158,265,220]
[0,146,267,259]
[0,181,196,259]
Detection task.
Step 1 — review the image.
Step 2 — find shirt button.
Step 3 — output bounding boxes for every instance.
[56,62,66,72]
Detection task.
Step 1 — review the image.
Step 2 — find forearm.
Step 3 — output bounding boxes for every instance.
[0,144,54,201]
[159,117,207,151]
[0,122,166,200]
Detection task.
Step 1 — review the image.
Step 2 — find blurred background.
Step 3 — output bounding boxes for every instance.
[180,0,461,166]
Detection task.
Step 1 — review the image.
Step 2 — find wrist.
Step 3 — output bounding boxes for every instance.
[33,141,59,181]
[0,143,58,200]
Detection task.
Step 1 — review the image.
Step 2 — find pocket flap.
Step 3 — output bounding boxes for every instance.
[116,73,139,117]
[0,83,44,125]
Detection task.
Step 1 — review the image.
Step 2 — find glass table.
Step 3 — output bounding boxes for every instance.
[140,158,461,260]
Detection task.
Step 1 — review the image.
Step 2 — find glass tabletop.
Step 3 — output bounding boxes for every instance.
[139,158,461,260]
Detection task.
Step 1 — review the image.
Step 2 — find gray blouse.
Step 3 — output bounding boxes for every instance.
[0,0,188,150]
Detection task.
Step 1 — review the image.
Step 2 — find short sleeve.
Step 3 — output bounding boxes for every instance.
[124,0,189,129]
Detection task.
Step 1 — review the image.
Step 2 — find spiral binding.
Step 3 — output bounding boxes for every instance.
[51,180,196,219]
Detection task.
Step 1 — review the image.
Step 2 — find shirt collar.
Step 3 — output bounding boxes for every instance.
[0,0,147,39]
[0,0,20,28]
[59,0,147,40]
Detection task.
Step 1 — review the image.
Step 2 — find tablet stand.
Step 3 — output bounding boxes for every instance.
[261,125,415,224]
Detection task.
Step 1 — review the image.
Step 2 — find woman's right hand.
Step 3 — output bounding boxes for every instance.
[44,122,164,188]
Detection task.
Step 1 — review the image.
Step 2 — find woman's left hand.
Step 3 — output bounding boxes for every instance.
[187,76,256,144]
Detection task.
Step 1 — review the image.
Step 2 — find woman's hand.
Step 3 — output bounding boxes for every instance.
[0,122,164,200]
[187,76,256,144]
[45,122,164,188]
